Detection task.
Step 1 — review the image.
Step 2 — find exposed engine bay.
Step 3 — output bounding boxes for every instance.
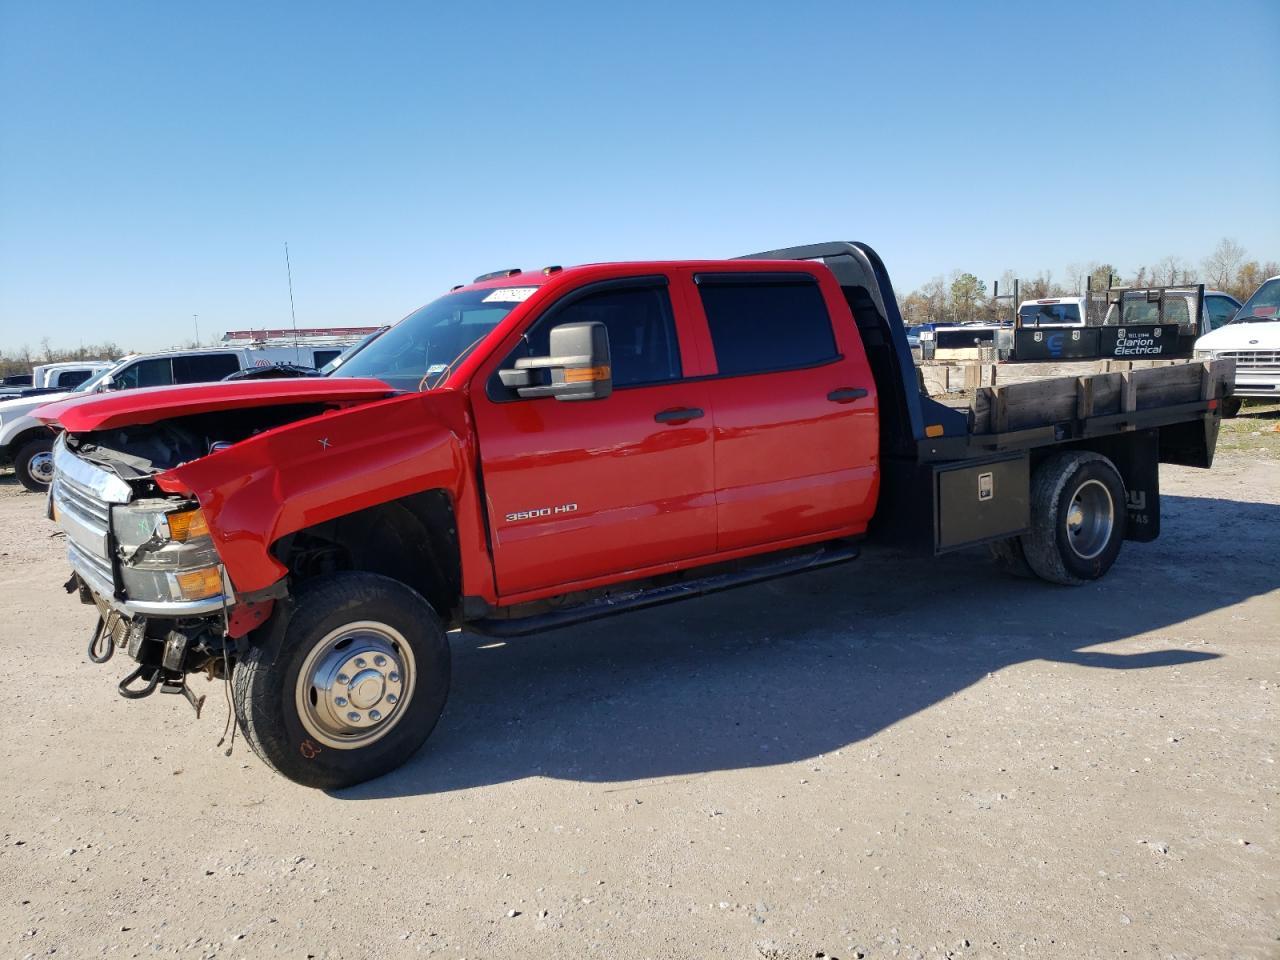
[65,403,333,482]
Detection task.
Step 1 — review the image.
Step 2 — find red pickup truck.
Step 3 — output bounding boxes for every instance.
[37,242,1234,788]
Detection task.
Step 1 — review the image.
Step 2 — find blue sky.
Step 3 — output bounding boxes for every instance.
[1,0,1277,353]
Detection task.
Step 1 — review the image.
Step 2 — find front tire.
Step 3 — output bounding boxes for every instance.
[233,572,451,789]
[1022,451,1127,585]
[15,436,55,492]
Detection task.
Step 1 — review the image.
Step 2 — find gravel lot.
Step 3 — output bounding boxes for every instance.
[0,445,1276,959]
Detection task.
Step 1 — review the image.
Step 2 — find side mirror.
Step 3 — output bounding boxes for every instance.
[97,376,115,392]
[498,321,612,401]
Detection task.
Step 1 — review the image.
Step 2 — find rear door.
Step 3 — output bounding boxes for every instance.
[681,268,879,552]
[471,274,717,598]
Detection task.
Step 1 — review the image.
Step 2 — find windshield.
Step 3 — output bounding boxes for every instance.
[1019,303,1081,325]
[1231,278,1280,323]
[319,327,388,375]
[330,288,535,390]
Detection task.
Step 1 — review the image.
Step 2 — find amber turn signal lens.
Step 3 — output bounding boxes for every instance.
[173,566,223,600]
[563,365,611,384]
[166,508,211,542]
[925,424,945,438]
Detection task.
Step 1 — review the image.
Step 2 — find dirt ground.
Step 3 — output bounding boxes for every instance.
[0,444,1276,959]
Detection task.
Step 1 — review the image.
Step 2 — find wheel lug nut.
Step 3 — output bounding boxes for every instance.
[369,709,381,721]
[347,711,361,722]
[335,697,347,707]
[354,657,367,668]
[337,673,349,684]
[388,672,400,683]
[374,655,387,667]
[385,694,397,704]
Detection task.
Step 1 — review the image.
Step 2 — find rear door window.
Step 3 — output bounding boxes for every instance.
[173,353,242,383]
[696,274,838,376]
[55,370,92,389]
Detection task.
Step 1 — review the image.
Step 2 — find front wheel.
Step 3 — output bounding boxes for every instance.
[1021,451,1127,585]
[233,572,451,789]
[15,436,55,492]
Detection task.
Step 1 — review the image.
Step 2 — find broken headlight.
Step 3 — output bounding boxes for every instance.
[112,500,224,603]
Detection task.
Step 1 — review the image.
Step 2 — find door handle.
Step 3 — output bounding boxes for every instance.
[654,407,705,424]
[827,388,868,403]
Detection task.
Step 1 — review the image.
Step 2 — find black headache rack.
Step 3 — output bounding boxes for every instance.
[737,242,1234,556]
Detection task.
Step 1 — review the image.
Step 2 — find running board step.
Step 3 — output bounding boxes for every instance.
[468,540,860,638]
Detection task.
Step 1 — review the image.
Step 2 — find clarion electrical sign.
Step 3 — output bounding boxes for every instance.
[1012,324,1183,361]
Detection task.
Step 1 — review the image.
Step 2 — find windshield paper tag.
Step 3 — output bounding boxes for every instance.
[482,287,537,303]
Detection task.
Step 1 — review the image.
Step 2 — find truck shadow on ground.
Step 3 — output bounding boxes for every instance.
[341,493,1279,800]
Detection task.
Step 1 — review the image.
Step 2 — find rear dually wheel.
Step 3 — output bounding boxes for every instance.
[1021,451,1127,585]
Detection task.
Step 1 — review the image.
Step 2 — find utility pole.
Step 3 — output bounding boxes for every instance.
[285,241,300,362]
[193,314,200,346]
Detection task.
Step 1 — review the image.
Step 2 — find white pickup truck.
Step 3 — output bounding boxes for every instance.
[1019,291,1242,335]
[0,344,345,491]
[1194,275,1280,416]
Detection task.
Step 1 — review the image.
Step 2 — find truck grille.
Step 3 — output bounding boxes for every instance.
[51,439,130,596]
[1218,350,1280,371]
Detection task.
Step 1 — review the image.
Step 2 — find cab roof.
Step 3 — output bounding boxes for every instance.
[450,259,825,296]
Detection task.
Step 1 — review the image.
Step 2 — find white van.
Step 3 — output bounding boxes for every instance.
[0,344,348,492]
[1193,275,1280,416]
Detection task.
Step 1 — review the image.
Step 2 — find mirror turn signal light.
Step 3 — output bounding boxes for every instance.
[563,365,611,383]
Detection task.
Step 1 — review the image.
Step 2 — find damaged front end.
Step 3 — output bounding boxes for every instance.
[47,411,304,714]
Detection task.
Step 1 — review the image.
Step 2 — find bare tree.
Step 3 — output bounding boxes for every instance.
[1152,255,1191,286]
[920,275,948,322]
[1202,237,1246,290]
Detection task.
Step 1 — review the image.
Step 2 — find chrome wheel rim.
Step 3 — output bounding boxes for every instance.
[1064,479,1114,560]
[29,451,54,485]
[295,621,415,750]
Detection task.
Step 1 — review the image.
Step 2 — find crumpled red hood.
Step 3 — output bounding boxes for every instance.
[32,377,399,432]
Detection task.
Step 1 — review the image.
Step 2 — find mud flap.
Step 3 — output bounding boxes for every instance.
[1112,429,1160,542]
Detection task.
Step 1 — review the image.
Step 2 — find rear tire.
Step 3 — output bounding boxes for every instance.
[232,572,451,789]
[1220,397,1242,419]
[1022,451,1127,585]
[15,436,55,493]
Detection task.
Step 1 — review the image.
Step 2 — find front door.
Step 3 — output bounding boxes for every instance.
[471,276,716,598]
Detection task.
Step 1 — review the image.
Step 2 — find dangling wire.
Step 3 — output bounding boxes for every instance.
[214,576,238,756]
[215,642,237,756]
[87,617,113,664]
